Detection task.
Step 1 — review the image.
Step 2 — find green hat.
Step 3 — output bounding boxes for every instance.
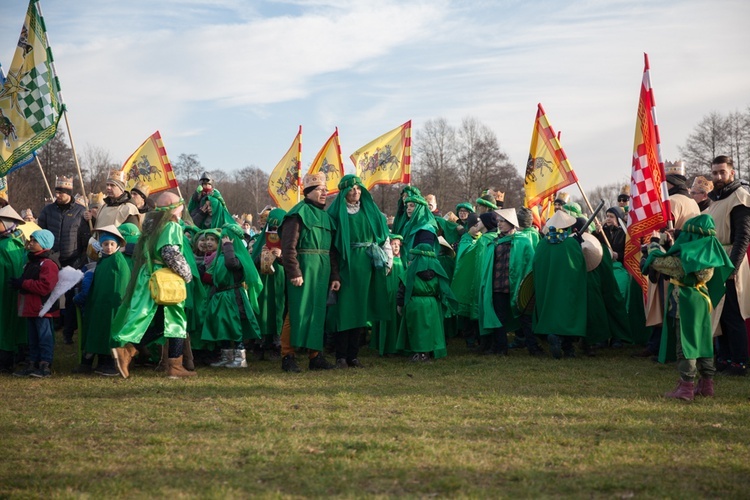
[455,202,474,213]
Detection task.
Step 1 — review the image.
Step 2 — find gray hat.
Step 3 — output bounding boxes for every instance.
[199,172,213,183]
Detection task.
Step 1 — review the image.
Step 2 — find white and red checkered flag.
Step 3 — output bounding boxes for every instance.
[623,53,670,295]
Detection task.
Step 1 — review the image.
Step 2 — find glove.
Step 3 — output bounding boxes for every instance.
[9,278,23,290]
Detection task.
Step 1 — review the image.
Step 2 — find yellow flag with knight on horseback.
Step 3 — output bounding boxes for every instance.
[523,104,578,208]
[119,130,178,195]
[307,128,345,195]
[351,120,411,191]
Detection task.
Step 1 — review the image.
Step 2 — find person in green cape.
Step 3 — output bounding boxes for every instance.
[110,192,196,379]
[474,211,501,353]
[278,172,340,372]
[371,234,405,356]
[454,202,475,231]
[73,225,130,376]
[393,185,422,236]
[396,243,458,361]
[327,174,392,368]
[189,173,235,229]
[401,194,438,256]
[533,210,588,359]
[251,208,286,361]
[450,213,481,348]
[643,214,734,400]
[117,223,141,270]
[475,191,498,213]
[478,208,543,356]
[200,223,263,369]
[0,206,28,373]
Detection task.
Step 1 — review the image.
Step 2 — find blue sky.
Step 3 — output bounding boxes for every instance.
[1,0,749,195]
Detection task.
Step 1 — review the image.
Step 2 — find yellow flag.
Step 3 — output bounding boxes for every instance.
[351,120,411,190]
[0,0,64,175]
[307,128,345,195]
[523,104,578,208]
[120,131,178,195]
[268,126,302,211]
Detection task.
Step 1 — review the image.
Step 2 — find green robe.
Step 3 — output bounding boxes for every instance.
[435,217,461,246]
[328,209,388,331]
[584,249,631,345]
[283,201,335,351]
[182,233,210,349]
[473,231,499,336]
[0,232,26,351]
[200,249,262,343]
[112,221,188,344]
[82,252,130,355]
[659,275,715,362]
[532,236,587,337]
[451,233,480,319]
[396,275,448,358]
[478,232,534,334]
[371,255,404,355]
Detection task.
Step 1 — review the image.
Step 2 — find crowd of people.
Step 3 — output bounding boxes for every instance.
[1,156,749,401]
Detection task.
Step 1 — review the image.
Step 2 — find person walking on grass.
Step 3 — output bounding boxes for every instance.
[11,229,60,378]
[643,214,733,400]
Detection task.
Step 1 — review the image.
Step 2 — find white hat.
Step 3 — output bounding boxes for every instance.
[580,233,603,272]
[542,210,577,234]
[494,208,519,229]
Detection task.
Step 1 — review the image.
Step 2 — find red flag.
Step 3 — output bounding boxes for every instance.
[624,53,670,295]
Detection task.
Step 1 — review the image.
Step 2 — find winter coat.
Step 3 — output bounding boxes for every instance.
[37,201,86,265]
[17,250,60,318]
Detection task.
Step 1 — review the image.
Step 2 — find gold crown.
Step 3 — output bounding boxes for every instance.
[107,170,126,183]
[495,191,505,203]
[89,192,105,208]
[691,176,713,194]
[303,172,326,189]
[664,160,685,177]
[55,175,74,190]
[620,184,630,195]
[131,181,151,198]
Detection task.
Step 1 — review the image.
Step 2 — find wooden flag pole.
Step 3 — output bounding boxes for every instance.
[62,111,92,230]
[34,156,54,200]
[574,179,612,251]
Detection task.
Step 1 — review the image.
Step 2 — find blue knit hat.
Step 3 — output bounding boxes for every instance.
[31,229,55,250]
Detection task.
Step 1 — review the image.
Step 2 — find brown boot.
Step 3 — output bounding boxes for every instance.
[694,378,715,397]
[167,356,198,379]
[183,336,195,371]
[111,344,138,379]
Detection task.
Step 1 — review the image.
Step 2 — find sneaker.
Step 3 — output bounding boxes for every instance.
[335,358,349,369]
[281,355,301,373]
[348,358,365,368]
[13,365,37,377]
[30,362,52,378]
[419,353,432,363]
[548,334,562,359]
[309,353,335,371]
[94,364,120,377]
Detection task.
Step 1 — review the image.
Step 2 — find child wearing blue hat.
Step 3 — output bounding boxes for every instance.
[11,229,60,378]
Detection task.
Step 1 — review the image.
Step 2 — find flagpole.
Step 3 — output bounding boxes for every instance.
[574,180,612,251]
[34,156,54,200]
[297,125,302,203]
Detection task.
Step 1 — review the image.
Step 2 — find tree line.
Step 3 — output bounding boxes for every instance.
[5,108,747,219]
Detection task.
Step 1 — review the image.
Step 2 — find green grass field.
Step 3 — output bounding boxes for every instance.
[2,332,750,498]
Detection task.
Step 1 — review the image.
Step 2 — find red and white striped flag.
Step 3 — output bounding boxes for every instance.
[623,53,670,294]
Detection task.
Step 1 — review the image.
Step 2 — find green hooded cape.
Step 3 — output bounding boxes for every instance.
[0,230,27,351]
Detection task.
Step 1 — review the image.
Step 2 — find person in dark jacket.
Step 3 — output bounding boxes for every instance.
[37,175,85,344]
[602,206,626,263]
[11,229,60,378]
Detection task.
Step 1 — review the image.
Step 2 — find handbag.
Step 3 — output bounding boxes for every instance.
[147,256,187,305]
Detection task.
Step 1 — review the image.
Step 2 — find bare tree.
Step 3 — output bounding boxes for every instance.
[412,117,457,210]
[678,112,729,179]
[173,153,203,195]
[81,144,117,195]
[726,110,750,180]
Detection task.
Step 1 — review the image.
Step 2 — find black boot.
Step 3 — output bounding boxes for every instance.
[309,353,335,370]
[282,355,300,373]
